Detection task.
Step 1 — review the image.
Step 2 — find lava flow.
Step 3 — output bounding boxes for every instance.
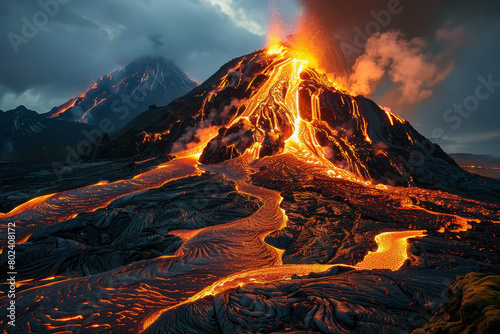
[355,230,427,271]
[0,156,201,251]
[207,44,352,171]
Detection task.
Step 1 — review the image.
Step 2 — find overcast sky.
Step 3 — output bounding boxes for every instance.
[0,0,499,156]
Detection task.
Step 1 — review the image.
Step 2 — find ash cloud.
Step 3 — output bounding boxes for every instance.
[299,0,499,102]
[349,27,466,106]
[299,0,499,63]
[298,1,500,157]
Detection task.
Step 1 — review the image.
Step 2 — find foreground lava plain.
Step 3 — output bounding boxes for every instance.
[1,44,499,333]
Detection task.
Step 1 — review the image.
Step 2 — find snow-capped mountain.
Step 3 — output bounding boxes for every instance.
[45,57,198,130]
[1,105,47,136]
[1,58,198,161]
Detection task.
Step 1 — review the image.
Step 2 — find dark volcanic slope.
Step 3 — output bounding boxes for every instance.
[45,57,197,130]
[97,45,500,203]
[144,154,499,334]
[2,151,498,334]
[252,153,499,268]
[145,267,478,334]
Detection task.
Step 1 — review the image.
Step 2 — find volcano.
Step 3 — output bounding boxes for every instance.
[99,44,500,202]
[45,57,197,130]
[1,44,499,333]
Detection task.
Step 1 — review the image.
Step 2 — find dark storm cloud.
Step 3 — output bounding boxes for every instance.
[0,0,299,112]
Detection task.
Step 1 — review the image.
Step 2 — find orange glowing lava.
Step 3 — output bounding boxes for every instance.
[211,43,378,186]
[47,98,78,118]
[143,263,353,330]
[355,230,427,271]
[0,193,55,219]
[0,157,202,249]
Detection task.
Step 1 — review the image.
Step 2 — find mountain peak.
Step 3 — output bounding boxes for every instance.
[12,105,34,113]
[4,105,39,117]
[45,57,197,130]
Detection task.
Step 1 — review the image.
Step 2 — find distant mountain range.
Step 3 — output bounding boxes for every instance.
[450,153,500,179]
[0,57,198,161]
[0,105,96,161]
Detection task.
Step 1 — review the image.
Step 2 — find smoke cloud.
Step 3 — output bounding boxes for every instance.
[349,27,466,105]
[297,0,488,111]
[170,98,243,152]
